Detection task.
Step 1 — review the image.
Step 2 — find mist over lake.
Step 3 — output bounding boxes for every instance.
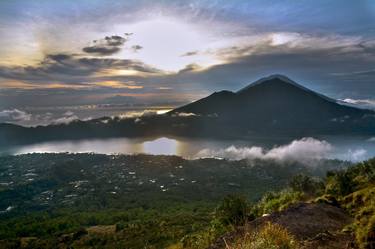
[2,135,374,162]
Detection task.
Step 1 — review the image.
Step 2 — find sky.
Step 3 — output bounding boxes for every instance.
[1,0,375,125]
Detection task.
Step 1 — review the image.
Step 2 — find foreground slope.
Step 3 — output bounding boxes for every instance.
[207,157,375,249]
[209,203,355,249]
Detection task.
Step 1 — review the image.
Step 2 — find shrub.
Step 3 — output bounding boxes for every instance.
[215,195,249,226]
[342,186,375,249]
[289,174,324,196]
[325,170,356,196]
[233,222,298,249]
[252,190,304,217]
[181,218,229,249]
[314,194,339,207]
[326,159,375,249]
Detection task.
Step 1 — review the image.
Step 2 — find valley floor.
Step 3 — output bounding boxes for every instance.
[0,153,373,248]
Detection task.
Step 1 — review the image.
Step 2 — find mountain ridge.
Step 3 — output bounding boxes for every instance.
[171,74,367,119]
[1,75,375,145]
[236,74,338,103]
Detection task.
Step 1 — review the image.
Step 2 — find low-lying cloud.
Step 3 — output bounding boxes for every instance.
[171,112,199,117]
[0,109,32,122]
[196,137,333,164]
[0,109,84,126]
[52,111,79,125]
[339,98,375,110]
[346,148,367,162]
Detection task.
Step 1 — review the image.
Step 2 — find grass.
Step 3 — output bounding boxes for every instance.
[231,222,298,249]
[251,190,305,217]
[324,158,375,249]
[341,185,375,249]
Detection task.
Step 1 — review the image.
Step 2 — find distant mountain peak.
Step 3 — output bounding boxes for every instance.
[211,90,234,96]
[237,74,309,94]
[236,74,339,103]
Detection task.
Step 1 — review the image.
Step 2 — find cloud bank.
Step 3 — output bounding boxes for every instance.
[340,98,375,110]
[196,137,333,164]
[0,109,85,126]
[0,109,32,122]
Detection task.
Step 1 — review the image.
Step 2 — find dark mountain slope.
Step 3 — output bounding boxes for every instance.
[171,75,374,134]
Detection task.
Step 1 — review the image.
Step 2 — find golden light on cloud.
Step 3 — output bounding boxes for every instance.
[111,69,143,76]
[156,109,172,114]
[0,79,143,90]
[158,87,172,90]
[93,81,143,89]
[95,69,144,77]
[0,80,87,90]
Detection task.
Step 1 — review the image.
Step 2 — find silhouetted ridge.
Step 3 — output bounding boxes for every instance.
[169,74,375,136]
[237,74,308,93]
[1,75,375,145]
[236,74,336,103]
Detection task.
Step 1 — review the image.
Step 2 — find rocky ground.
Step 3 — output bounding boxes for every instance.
[210,202,356,249]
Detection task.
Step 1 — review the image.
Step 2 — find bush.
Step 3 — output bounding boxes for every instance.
[325,159,375,249]
[289,174,324,196]
[181,218,228,249]
[357,213,375,249]
[215,195,249,226]
[252,190,304,217]
[325,170,356,196]
[233,222,298,249]
[342,186,375,249]
[314,194,339,207]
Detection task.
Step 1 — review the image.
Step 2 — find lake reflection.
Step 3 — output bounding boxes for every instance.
[5,137,181,156]
[2,136,375,162]
[143,138,178,155]
[3,137,251,157]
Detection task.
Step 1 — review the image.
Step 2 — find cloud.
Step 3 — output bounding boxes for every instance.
[52,116,79,125]
[1,28,375,109]
[178,63,202,73]
[346,148,367,162]
[83,35,128,56]
[181,51,198,56]
[367,137,375,142]
[331,69,375,77]
[82,46,120,56]
[46,53,72,61]
[211,32,365,61]
[171,112,199,117]
[102,95,138,104]
[0,53,162,87]
[118,110,158,119]
[104,35,127,46]
[0,109,32,122]
[52,111,79,124]
[63,111,74,116]
[196,137,332,164]
[131,45,143,52]
[339,98,375,110]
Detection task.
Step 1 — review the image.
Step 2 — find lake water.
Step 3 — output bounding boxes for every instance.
[1,135,375,162]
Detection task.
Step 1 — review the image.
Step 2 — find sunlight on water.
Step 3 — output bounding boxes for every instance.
[8,137,181,156]
[143,137,178,155]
